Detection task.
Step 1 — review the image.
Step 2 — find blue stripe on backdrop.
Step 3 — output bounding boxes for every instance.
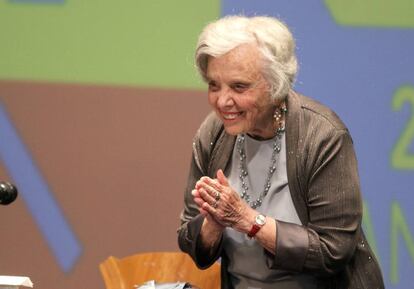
[222,1,414,288]
[0,101,81,273]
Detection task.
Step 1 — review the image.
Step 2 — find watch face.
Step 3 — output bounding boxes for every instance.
[255,214,266,226]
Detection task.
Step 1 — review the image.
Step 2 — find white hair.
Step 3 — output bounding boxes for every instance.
[195,15,298,101]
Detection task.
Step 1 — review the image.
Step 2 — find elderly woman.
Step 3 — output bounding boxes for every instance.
[177,16,384,289]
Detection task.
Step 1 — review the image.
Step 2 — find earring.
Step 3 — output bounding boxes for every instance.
[273,108,282,122]
[273,102,287,132]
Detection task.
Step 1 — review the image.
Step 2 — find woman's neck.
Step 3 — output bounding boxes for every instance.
[247,102,286,140]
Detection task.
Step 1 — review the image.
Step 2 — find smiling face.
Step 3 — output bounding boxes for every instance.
[206,44,277,139]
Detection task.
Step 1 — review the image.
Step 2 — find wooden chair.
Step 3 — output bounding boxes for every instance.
[99,252,221,289]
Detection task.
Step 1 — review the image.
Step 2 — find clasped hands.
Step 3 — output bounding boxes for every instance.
[192,169,255,231]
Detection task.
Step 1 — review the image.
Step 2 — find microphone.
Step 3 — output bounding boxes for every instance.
[0,181,18,205]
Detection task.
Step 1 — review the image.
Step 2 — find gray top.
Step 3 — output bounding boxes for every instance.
[224,133,316,289]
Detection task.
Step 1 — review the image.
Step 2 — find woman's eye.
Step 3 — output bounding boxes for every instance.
[208,82,219,92]
[232,83,249,93]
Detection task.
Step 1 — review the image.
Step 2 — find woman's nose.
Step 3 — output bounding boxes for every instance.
[217,89,234,108]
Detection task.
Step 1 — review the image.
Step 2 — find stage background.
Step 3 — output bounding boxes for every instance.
[0,1,413,288]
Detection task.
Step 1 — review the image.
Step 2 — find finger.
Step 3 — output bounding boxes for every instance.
[191,189,201,198]
[199,209,208,215]
[201,201,217,215]
[193,196,205,207]
[198,206,208,215]
[217,169,229,186]
[199,178,225,196]
[197,180,219,198]
[193,195,210,215]
[196,176,213,188]
[193,189,209,208]
[198,187,217,206]
[202,184,221,201]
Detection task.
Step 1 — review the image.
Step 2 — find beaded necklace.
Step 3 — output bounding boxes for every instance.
[236,105,287,209]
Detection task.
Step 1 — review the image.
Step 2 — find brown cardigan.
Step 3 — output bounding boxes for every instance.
[177,91,384,289]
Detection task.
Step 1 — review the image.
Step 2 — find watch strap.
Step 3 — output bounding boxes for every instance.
[247,223,262,238]
[247,214,266,238]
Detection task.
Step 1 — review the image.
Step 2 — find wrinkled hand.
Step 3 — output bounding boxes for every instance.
[192,182,224,230]
[193,169,252,229]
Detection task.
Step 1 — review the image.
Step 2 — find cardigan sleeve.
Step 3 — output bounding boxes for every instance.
[177,152,223,269]
[177,114,224,269]
[270,129,362,276]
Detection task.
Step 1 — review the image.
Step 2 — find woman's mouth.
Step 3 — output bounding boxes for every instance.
[222,112,242,120]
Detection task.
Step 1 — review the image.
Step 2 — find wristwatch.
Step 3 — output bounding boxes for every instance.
[247,214,266,238]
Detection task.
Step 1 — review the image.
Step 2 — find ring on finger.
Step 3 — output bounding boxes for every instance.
[212,200,218,208]
[214,191,221,201]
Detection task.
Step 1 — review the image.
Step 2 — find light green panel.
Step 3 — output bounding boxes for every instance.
[0,1,219,88]
[324,0,414,28]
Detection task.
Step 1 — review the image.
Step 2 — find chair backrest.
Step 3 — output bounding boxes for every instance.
[99,252,221,289]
